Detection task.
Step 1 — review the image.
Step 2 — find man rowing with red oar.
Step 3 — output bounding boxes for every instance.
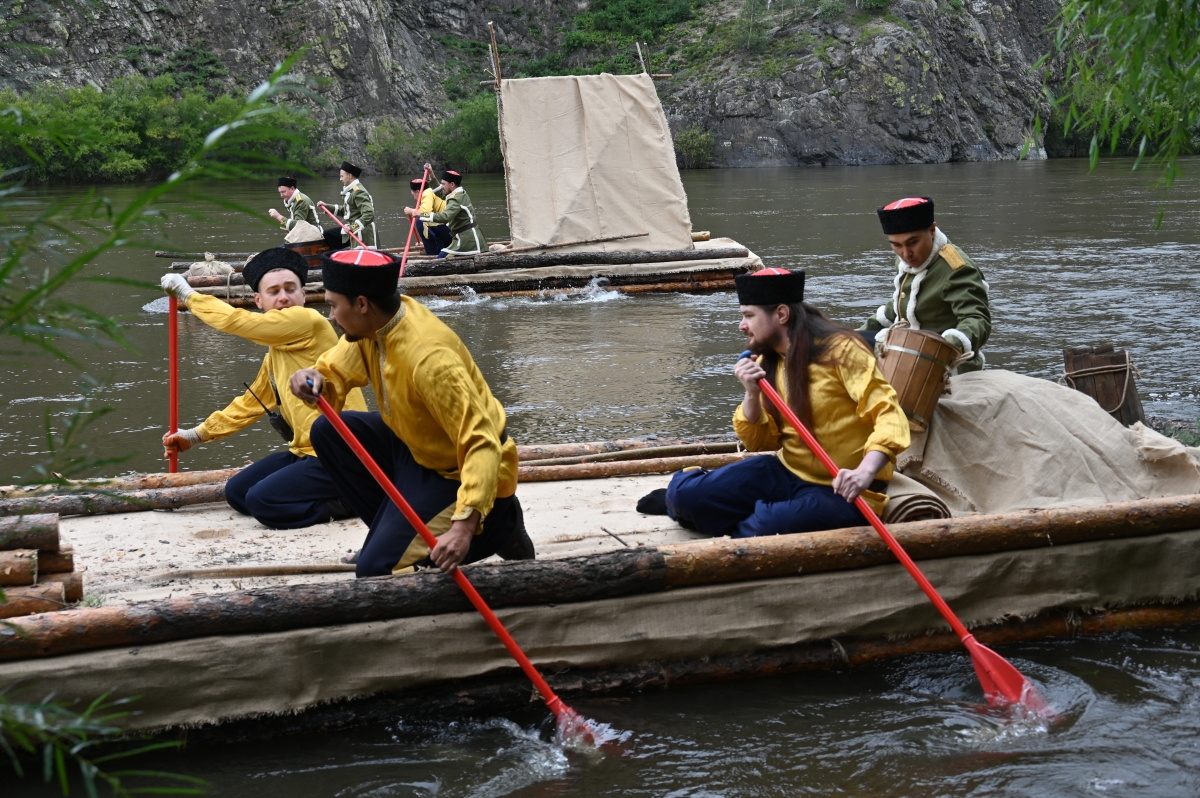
[290,249,535,576]
[638,267,911,536]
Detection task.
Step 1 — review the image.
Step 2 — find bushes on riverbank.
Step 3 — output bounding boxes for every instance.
[0,76,318,182]
[368,93,503,176]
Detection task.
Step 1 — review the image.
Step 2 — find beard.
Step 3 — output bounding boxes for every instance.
[745,326,786,356]
[344,334,362,342]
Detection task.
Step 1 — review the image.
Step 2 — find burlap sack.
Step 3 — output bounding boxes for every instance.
[284,220,324,244]
[187,252,233,277]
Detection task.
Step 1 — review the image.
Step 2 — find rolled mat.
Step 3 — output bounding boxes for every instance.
[882,473,951,523]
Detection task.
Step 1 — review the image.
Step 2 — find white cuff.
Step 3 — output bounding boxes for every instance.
[942,328,974,355]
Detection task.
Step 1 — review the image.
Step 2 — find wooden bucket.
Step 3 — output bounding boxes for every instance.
[878,328,958,432]
[1062,345,1146,427]
[285,239,331,273]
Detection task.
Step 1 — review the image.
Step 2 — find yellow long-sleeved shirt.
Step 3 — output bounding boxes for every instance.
[314,296,517,520]
[186,293,366,456]
[733,336,910,514]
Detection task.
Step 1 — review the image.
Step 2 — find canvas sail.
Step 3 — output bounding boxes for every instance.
[498,73,694,253]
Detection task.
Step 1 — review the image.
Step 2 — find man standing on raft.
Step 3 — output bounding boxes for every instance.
[403,168,485,257]
[640,268,910,537]
[860,197,991,372]
[290,249,534,576]
[159,248,367,528]
[319,161,377,249]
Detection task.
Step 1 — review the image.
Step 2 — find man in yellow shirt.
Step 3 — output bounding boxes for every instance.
[159,248,367,529]
[642,268,910,537]
[410,176,452,255]
[290,249,534,577]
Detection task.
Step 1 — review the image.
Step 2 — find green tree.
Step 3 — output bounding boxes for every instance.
[429,93,503,173]
[1047,0,1200,187]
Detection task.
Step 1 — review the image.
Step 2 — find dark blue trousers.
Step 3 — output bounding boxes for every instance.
[665,454,866,538]
[225,451,340,530]
[311,411,523,578]
[420,224,453,255]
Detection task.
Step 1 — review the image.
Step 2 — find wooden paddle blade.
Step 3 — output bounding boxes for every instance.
[964,635,1049,715]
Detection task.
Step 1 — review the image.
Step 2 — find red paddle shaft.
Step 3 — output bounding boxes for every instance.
[319,204,369,248]
[311,392,577,724]
[399,167,430,278]
[740,352,1046,713]
[168,295,178,474]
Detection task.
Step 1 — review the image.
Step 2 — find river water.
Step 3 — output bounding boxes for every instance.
[5,160,1200,796]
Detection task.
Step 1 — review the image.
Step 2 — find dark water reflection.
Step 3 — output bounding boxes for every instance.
[4,160,1200,795]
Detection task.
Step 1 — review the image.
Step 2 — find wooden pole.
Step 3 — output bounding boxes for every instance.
[488,21,503,87]
[0,550,38,586]
[0,469,241,499]
[519,452,766,482]
[38,571,83,602]
[403,246,748,277]
[0,514,59,550]
[517,434,735,461]
[477,232,649,257]
[0,583,65,618]
[520,441,740,467]
[662,494,1200,588]
[0,548,664,662]
[635,41,648,73]
[156,251,253,260]
[153,563,356,580]
[0,483,226,517]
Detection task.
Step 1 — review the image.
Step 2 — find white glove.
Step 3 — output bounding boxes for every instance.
[160,272,196,302]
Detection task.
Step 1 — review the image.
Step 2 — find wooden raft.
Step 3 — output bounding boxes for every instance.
[0,514,82,618]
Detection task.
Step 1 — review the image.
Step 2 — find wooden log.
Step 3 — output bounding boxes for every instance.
[663,494,1200,588]
[0,514,59,550]
[38,571,83,602]
[0,550,37,586]
[471,232,649,256]
[0,483,226,517]
[520,441,741,467]
[403,247,749,278]
[157,251,254,260]
[0,583,65,618]
[152,563,356,580]
[0,548,666,661]
[516,434,736,461]
[691,231,711,241]
[0,469,240,499]
[1063,344,1146,426]
[519,452,766,482]
[38,546,73,575]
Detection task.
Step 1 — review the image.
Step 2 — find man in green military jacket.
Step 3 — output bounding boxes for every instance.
[860,196,991,372]
[318,161,377,249]
[404,168,485,257]
[268,177,320,234]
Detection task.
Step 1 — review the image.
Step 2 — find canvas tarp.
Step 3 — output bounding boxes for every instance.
[498,74,694,253]
[4,528,1199,732]
[900,370,1200,515]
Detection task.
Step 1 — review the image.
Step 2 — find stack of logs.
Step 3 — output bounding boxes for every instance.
[0,513,81,619]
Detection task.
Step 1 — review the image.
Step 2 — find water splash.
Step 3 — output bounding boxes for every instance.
[143,296,171,313]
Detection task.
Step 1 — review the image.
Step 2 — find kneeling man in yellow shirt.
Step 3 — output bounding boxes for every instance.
[290,249,534,577]
[642,268,910,537]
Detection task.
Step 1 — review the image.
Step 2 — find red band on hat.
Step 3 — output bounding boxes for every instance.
[330,249,393,266]
[883,197,931,211]
[752,267,792,276]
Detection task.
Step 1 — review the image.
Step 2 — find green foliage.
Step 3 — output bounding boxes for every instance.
[163,45,228,94]
[674,125,714,168]
[816,0,846,19]
[0,690,206,796]
[1045,0,1200,188]
[856,0,890,9]
[428,93,503,173]
[366,119,422,176]
[739,0,770,54]
[0,76,320,182]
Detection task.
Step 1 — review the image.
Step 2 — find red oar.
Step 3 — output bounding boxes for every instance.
[399,166,430,278]
[739,350,1047,714]
[319,204,369,249]
[167,295,179,473]
[310,388,595,741]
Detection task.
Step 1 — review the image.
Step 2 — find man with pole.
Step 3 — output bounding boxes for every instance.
[403,168,485,257]
[319,161,377,249]
[638,268,911,537]
[268,177,320,234]
[860,197,991,372]
[159,248,367,528]
[289,249,534,576]
[409,175,452,256]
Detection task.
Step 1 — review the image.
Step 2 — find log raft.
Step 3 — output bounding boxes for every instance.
[0,513,81,617]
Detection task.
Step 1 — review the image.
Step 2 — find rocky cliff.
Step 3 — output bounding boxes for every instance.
[2,0,1059,169]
